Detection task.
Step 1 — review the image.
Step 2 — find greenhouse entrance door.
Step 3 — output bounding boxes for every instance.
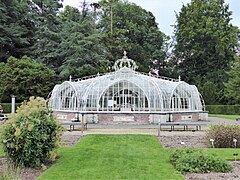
[99,81,149,112]
[115,89,137,111]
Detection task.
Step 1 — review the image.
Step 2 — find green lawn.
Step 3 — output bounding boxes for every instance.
[206,148,240,160]
[166,148,240,161]
[0,144,4,157]
[38,135,184,180]
[0,125,4,156]
[209,114,240,120]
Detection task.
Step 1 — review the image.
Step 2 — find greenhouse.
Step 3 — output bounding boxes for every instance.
[48,52,207,123]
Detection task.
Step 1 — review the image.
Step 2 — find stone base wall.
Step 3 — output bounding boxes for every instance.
[53,111,208,124]
[171,112,208,122]
[98,114,149,124]
[172,113,199,122]
[53,112,98,123]
[149,114,169,123]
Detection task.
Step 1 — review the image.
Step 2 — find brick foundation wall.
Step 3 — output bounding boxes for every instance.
[53,112,98,123]
[53,111,76,122]
[172,113,199,122]
[53,111,206,124]
[98,114,149,124]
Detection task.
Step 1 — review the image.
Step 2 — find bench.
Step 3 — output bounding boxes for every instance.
[159,122,207,131]
[61,121,88,131]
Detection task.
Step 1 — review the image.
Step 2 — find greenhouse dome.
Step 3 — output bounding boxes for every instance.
[49,52,207,124]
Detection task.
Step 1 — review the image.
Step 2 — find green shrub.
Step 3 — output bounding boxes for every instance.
[0,103,21,113]
[206,124,240,148]
[206,105,240,115]
[2,97,63,168]
[170,149,232,173]
[169,149,196,166]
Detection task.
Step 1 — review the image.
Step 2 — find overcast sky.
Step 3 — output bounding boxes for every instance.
[62,0,240,36]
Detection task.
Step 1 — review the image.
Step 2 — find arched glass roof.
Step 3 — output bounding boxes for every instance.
[48,52,205,113]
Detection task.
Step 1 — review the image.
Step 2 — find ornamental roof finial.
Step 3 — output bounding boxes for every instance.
[113,51,138,71]
[123,51,127,57]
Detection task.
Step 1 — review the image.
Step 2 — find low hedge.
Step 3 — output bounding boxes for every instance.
[0,103,21,113]
[170,149,233,173]
[206,105,240,115]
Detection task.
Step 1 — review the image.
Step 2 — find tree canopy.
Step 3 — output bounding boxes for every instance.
[0,0,34,61]
[224,56,240,104]
[0,0,169,102]
[172,0,239,104]
[30,0,63,70]
[57,5,108,79]
[0,0,239,105]
[98,0,169,73]
[0,56,56,102]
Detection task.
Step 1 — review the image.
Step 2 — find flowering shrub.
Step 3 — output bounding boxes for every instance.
[170,149,232,173]
[2,97,63,168]
[206,124,240,148]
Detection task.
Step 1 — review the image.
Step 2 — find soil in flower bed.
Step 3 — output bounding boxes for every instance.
[185,161,240,180]
[159,135,208,148]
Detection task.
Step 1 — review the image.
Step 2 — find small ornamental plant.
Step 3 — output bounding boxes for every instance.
[170,149,232,173]
[2,97,63,168]
[206,124,240,148]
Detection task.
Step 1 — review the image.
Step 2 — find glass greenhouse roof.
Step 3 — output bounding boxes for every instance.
[49,52,205,113]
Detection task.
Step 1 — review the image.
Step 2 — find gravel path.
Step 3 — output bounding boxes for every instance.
[207,117,240,125]
[61,134,82,147]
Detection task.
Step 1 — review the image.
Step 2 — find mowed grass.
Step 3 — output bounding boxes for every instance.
[166,148,240,161]
[0,144,4,157]
[39,135,184,179]
[206,148,240,160]
[0,124,4,156]
[209,114,240,120]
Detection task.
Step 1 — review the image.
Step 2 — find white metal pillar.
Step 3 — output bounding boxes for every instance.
[11,95,15,113]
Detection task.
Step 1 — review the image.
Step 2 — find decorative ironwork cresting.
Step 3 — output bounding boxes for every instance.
[113,51,138,71]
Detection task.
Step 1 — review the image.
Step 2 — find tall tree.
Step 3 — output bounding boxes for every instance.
[172,0,239,104]
[30,0,63,70]
[0,0,34,61]
[58,4,108,80]
[0,56,57,102]
[224,56,240,104]
[98,0,169,73]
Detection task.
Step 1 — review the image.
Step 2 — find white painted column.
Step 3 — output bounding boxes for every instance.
[11,95,15,113]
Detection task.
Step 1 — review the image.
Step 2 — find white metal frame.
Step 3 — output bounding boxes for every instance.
[48,52,205,113]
